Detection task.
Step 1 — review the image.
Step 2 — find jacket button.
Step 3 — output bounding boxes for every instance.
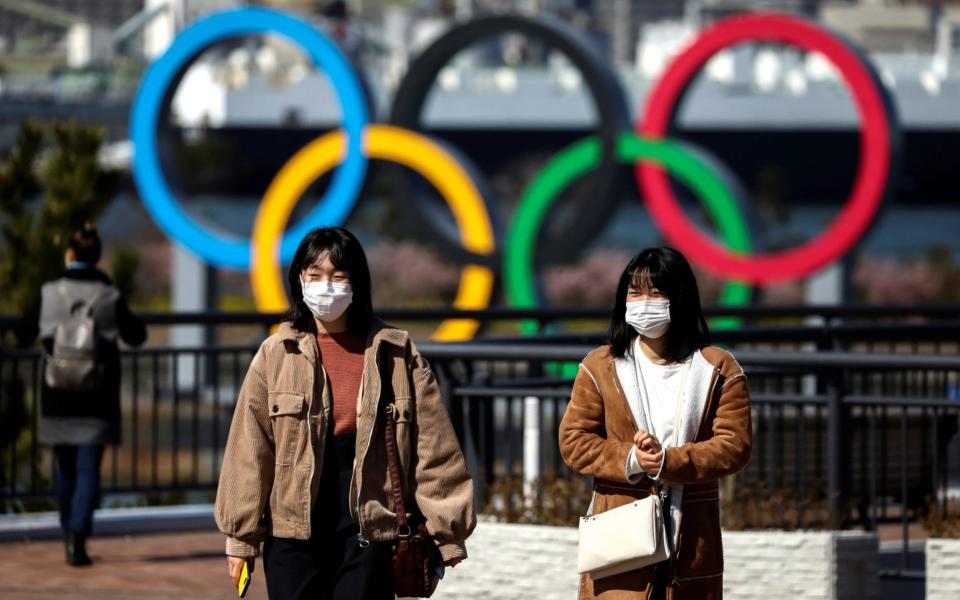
[272,405,279,413]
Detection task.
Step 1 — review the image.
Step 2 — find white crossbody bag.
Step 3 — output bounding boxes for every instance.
[577,487,671,578]
[577,344,690,579]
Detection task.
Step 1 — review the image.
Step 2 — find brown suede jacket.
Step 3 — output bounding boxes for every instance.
[559,345,752,600]
[215,320,476,562]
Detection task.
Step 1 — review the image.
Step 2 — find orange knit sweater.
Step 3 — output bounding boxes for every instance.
[316,331,365,435]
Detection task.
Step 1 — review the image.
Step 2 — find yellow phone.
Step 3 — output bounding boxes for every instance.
[238,559,251,598]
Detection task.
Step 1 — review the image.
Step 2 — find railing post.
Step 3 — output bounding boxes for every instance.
[827,367,845,530]
[900,405,910,570]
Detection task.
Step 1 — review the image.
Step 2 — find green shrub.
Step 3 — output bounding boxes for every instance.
[483,473,591,527]
[923,496,960,539]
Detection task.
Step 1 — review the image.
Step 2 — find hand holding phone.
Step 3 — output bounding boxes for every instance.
[238,559,251,598]
[228,556,252,598]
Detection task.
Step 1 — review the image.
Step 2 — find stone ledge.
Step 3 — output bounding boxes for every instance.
[927,538,960,600]
[430,524,878,600]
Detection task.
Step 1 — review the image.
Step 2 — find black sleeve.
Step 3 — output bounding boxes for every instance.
[13,302,40,348]
[115,296,147,347]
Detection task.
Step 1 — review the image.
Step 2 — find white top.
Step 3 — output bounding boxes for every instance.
[636,350,692,448]
[625,346,695,482]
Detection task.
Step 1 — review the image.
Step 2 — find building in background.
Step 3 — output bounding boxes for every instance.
[2,0,960,309]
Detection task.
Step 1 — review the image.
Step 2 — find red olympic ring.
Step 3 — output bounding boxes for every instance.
[637,12,895,285]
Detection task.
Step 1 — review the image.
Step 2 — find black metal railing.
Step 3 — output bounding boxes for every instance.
[5,304,960,347]
[3,308,960,577]
[0,345,258,502]
[417,344,960,577]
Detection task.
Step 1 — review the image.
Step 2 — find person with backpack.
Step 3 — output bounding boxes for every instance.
[18,223,146,566]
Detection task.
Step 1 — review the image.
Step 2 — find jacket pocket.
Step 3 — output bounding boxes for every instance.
[269,392,306,467]
[675,499,724,581]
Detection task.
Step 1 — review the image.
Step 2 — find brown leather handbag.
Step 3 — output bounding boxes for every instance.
[384,402,443,598]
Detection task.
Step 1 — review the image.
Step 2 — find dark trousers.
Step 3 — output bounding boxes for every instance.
[53,445,104,536]
[263,432,394,600]
[263,529,393,600]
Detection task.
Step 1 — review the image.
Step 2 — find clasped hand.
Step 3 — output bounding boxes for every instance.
[634,430,663,477]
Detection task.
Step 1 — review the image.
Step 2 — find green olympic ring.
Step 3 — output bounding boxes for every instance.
[505,133,754,334]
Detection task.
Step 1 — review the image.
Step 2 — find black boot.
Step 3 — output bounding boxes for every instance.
[65,531,92,567]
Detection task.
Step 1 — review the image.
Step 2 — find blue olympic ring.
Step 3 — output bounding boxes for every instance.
[130,7,369,269]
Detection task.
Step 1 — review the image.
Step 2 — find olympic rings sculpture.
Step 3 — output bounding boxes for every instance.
[130,7,899,340]
[635,13,898,284]
[131,7,369,269]
[251,125,497,341]
[505,133,754,334]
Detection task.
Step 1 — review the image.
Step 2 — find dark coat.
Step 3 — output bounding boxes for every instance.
[18,267,146,445]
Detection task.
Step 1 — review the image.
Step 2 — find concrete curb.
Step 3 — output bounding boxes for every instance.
[0,504,216,542]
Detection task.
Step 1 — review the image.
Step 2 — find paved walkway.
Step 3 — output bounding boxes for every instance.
[0,522,925,599]
[0,531,264,600]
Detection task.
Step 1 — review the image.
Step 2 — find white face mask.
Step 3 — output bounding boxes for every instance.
[625,300,671,339]
[299,278,353,322]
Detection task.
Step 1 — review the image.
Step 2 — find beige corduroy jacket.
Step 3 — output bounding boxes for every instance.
[214,319,476,562]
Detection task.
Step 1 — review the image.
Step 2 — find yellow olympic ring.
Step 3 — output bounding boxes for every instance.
[251,124,496,341]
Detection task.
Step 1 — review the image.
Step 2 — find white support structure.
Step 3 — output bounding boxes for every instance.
[144,0,177,60]
[66,22,113,67]
[806,262,845,309]
[171,243,207,390]
[523,395,541,502]
[803,262,845,396]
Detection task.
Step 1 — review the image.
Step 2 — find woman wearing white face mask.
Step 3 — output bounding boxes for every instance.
[216,227,475,599]
[559,247,752,600]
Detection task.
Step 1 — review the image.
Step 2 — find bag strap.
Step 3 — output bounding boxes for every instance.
[58,280,109,317]
[84,285,110,317]
[381,347,410,534]
[631,337,690,448]
[384,401,410,533]
[631,338,690,502]
[57,281,72,312]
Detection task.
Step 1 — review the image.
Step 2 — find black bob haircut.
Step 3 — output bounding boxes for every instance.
[608,247,710,361]
[285,227,373,335]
